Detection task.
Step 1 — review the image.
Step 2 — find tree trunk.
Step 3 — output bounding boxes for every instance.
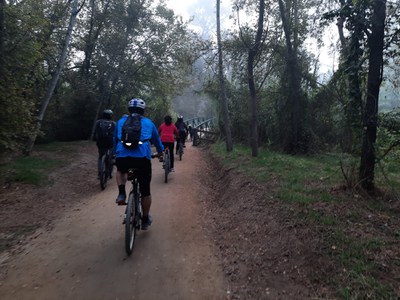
[25,0,80,155]
[216,0,233,152]
[0,0,5,80]
[278,0,304,154]
[359,0,386,191]
[337,12,364,153]
[247,0,265,157]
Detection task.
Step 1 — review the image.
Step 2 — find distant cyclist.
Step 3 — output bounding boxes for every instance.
[93,109,115,179]
[113,98,164,230]
[188,125,194,141]
[175,115,188,154]
[158,115,179,172]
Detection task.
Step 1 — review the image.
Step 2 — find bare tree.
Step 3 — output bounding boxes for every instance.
[216,0,233,152]
[25,0,82,155]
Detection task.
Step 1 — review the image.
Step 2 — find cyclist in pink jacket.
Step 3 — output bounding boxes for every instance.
[158,115,179,172]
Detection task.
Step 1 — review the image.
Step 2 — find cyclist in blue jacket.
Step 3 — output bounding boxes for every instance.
[114,98,164,230]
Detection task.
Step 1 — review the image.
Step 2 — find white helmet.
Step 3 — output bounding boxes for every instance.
[128,98,146,109]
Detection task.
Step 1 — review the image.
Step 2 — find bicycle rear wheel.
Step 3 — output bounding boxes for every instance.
[107,153,113,179]
[179,142,183,161]
[100,155,108,190]
[125,193,137,255]
[164,154,170,183]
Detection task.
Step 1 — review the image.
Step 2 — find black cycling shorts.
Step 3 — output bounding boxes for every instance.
[115,157,152,197]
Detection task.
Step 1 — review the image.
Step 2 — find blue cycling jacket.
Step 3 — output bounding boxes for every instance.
[114,114,164,159]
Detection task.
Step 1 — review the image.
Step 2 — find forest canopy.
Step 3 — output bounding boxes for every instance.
[0,0,399,191]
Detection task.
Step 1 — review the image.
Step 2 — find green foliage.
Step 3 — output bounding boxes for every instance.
[0,0,72,155]
[374,110,400,190]
[0,0,204,151]
[0,84,34,156]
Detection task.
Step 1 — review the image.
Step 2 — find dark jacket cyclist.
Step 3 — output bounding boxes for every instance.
[93,109,115,178]
[175,115,188,154]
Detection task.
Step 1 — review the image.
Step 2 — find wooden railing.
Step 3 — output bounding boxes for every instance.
[185,117,218,146]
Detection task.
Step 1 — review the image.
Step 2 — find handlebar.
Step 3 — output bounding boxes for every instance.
[152,152,165,162]
[151,152,163,159]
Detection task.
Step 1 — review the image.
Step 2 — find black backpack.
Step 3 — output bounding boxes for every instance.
[121,113,142,150]
[96,120,115,148]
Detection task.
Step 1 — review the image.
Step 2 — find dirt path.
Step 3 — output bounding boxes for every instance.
[0,144,227,299]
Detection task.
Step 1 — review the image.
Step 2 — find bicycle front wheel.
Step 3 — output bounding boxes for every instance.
[100,155,108,190]
[125,193,137,255]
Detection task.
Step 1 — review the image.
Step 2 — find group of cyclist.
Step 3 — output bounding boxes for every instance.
[93,98,189,230]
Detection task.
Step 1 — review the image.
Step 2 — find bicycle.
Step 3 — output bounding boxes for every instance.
[123,154,159,255]
[99,148,113,190]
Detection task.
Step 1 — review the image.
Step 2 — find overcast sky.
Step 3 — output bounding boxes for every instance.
[165,0,336,75]
[165,0,233,38]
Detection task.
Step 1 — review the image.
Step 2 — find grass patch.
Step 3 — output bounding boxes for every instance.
[338,275,396,300]
[34,141,78,153]
[1,156,62,185]
[211,142,342,204]
[305,210,337,225]
[210,141,400,299]
[325,230,396,299]
[0,141,86,185]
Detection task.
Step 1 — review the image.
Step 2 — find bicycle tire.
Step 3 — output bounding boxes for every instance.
[179,142,183,161]
[107,153,113,179]
[100,155,108,190]
[135,191,142,230]
[125,192,136,255]
[164,153,170,183]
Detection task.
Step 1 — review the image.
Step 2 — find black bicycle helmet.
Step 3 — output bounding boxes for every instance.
[103,109,113,119]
